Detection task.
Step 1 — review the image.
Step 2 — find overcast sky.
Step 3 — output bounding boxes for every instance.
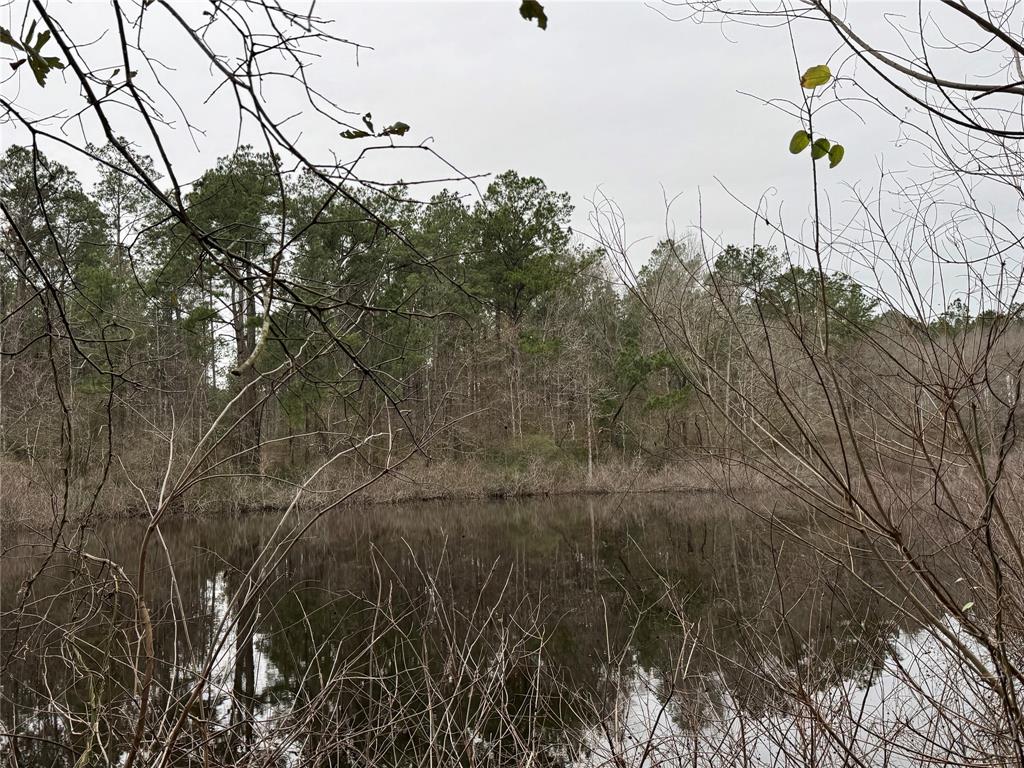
[299,1,902,264]
[0,2,947,274]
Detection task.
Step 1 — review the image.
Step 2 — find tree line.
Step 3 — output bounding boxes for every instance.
[6,141,999,500]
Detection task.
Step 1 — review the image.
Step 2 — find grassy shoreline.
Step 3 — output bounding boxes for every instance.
[0,455,765,525]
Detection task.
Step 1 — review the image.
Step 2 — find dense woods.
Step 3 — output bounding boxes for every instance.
[1,142,916,516]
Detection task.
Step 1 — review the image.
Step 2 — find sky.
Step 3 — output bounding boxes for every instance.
[0,1,978,278]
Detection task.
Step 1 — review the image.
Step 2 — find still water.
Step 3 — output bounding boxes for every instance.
[1,493,943,766]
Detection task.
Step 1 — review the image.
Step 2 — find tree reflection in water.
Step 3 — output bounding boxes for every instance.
[1,493,941,766]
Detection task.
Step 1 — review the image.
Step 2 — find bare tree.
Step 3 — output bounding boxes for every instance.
[583,1,1024,762]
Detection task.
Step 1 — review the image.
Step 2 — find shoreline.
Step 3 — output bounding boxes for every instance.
[0,456,764,526]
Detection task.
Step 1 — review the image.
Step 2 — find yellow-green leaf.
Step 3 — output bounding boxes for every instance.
[962,601,975,611]
[810,137,831,160]
[800,64,832,89]
[828,144,845,168]
[789,130,810,154]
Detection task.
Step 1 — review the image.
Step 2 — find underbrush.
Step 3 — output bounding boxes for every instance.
[0,451,769,525]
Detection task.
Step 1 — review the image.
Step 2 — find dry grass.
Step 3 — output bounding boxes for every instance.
[0,453,775,525]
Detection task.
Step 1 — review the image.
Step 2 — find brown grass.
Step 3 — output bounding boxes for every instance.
[0,453,773,526]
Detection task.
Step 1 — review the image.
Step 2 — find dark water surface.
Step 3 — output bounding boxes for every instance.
[1,493,918,765]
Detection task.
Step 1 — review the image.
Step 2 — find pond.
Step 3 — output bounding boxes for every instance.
[1,492,962,766]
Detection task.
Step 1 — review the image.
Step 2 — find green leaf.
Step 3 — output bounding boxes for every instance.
[27,53,64,87]
[341,129,372,139]
[2,24,64,86]
[519,0,548,30]
[962,601,975,611]
[828,143,845,168]
[810,137,831,160]
[789,130,810,154]
[0,26,24,51]
[800,64,832,89]
[32,29,51,52]
[362,112,374,133]
[380,121,411,137]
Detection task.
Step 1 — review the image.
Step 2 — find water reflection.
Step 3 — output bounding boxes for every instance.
[0,493,928,765]
[580,617,988,767]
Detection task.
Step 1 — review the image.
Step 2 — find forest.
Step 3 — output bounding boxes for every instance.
[3,141,919,518]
